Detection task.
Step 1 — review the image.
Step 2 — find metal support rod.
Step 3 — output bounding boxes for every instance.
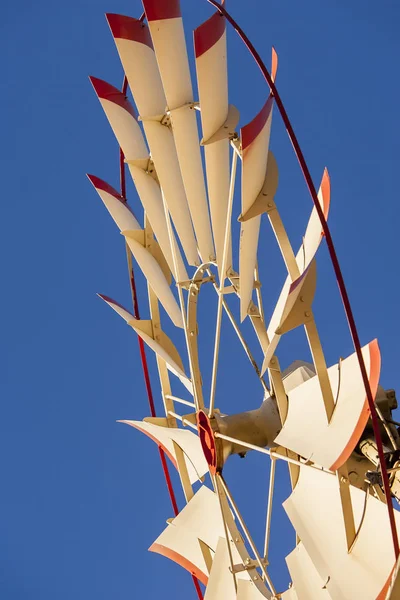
[214,432,335,476]
[168,411,198,431]
[206,267,269,394]
[207,0,399,558]
[213,474,238,594]
[217,473,276,595]
[165,395,196,409]
[209,149,238,418]
[161,191,202,412]
[263,457,276,561]
[375,404,398,451]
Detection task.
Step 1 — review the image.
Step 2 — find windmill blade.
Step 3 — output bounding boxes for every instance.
[204,537,236,600]
[280,588,299,600]
[87,107,187,281]
[118,420,208,484]
[90,73,198,266]
[122,230,183,328]
[261,171,330,371]
[284,465,398,600]
[98,295,191,391]
[286,543,332,599]
[126,166,188,282]
[262,261,317,372]
[137,4,214,263]
[194,9,232,274]
[150,485,226,585]
[86,174,140,231]
[89,76,148,160]
[274,340,380,470]
[236,580,273,599]
[239,96,274,321]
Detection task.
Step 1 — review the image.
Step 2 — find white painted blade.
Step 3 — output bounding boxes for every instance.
[119,420,207,485]
[284,465,398,600]
[280,588,299,600]
[195,11,231,273]
[169,103,215,263]
[275,339,380,470]
[87,175,140,231]
[127,165,188,282]
[286,543,332,599]
[98,295,191,390]
[237,580,272,599]
[150,485,226,585]
[297,169,330,272]
[239,97,274,321]
[123,231,183,328]
[204,537,236,600]
[104,17,198,266]
[141,4,214,263]
[142,120,198,265]
[89,76,148,161]
[106,13,166,117]
[262,170,330,369]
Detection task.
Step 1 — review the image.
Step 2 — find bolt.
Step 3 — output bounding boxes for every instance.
[305,310,310,317]
[267,202,273,207]
[340,476,348,484]
[245,558,251,565]
[300,295,304,302]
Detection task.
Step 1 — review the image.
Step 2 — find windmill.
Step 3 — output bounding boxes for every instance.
[87,2,400,598]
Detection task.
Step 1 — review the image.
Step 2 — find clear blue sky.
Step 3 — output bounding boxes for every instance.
[1,1,400,598]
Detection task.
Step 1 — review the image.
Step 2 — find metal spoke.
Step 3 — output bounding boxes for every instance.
[209,149,238,418]
[217,472,276,596]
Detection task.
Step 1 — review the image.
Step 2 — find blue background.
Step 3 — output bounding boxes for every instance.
[1,1,400,598]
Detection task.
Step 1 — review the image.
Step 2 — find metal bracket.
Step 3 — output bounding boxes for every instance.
[201,104,240,146]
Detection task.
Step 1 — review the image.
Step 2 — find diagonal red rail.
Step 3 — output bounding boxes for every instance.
[119,74,203,599]
[206,0,399,558]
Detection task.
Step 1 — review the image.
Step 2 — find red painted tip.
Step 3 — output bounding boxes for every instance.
[87,174,123,201]
[271,47,278,82]
[194,10,225,58]
[97,293,134,318]
[106,13,153,48]
[89,76,136,119]
[142,0,181,21]
[320,168,330,219]
[241,95,274,151]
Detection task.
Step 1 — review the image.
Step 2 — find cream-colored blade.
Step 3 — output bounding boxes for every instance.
[239,97,274,321]
[119,420,207,484]
[122,231,183,328]
[87,172,186,282]
[89,76,148,161]
[204,537,236,600]
[262,171,330,371]
[262,261,317,372]
[275,339,380,470]
[284,465,397,600]
[87,174,140,231]
[236,580,272,599]
[280,588,299,600]
[138,5,214,263]
[106,14,200,265]
[150,485,226,585]
[286,543,332,599]
[194,10,232,274]
[98,295,190,390]
[127,166,187,281]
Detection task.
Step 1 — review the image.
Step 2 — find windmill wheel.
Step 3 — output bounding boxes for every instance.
[88,3,400,599]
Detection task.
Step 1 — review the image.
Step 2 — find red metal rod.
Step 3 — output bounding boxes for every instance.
[119,74,203,596]
[207,0,399,557]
